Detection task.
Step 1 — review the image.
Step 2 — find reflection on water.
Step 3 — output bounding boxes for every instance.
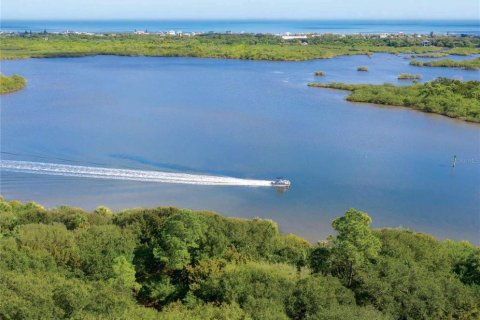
[1,54,479,243]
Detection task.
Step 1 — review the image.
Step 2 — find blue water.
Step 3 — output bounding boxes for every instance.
[1,54,479,243]
[1,19,479,35]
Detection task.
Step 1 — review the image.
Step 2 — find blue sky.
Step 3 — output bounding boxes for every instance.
[2,0,479,20]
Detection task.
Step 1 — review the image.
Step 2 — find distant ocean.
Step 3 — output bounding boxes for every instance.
[1,20,479,35]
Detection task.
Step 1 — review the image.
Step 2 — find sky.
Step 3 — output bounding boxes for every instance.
[1,0,479,20]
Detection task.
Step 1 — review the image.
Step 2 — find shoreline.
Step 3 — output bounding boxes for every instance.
[308,79,480,123]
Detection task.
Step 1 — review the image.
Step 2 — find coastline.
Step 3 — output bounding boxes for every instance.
[308,79,480,123]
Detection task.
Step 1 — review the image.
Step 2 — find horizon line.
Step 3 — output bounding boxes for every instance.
[2,18,479,22]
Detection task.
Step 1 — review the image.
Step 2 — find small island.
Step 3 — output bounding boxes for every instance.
[398,73,422,80]
[308,78,480,123]
[414,52,449,58]
[410,57,480,70]
[0,74,26,94]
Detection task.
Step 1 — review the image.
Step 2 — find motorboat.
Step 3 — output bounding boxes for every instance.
[271,178,291,187]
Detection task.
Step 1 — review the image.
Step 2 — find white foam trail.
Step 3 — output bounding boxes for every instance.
[0,160,274,187]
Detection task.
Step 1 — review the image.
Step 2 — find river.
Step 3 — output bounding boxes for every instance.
[1,53,479,243]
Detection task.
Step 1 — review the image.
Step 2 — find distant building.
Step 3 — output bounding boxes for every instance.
[282,35,308,40]
[421,40,431,46]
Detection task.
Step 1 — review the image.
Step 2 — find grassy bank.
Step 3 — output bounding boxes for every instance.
[414,52,449,58]
[0,74,26,94]
[410,57,480,70]
[1,33,479,61]
[308,78,480,123]
[0,198,479,319]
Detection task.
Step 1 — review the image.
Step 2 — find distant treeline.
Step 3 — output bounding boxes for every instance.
[1,33,479,61]
[0,74,26,94]
[0,198,479,319]
[309,78,480,123]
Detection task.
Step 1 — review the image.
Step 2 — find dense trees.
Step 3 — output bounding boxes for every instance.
[0,198,478,319]
[0,74,26,94]
[308,78,480,123]
[1,33,479,61]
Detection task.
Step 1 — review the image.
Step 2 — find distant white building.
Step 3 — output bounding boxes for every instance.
[282,35,308,40]
[421,40,431,46]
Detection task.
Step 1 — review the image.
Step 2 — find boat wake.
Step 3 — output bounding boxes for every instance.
[0,160,274,187]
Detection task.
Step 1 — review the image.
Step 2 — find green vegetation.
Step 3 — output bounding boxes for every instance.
[357,66,369,72]
[0,198,479,319]
[414,52,449,58]
[308,78,480,122]
[410,57,480,70]
[0,74,26,94]
[314,71,326,76]
[1,33,479,61]
[447,47,480,56]
[398,73,422,80]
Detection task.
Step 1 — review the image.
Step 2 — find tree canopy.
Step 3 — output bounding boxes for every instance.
[0,197,478,319]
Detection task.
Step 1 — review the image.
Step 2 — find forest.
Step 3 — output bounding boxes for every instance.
[0,198,479,319]
[1,33,479,61]
[308,78,480,123]
[0,74,26,94]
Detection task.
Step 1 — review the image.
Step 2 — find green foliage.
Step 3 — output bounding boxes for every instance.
[0,74,26,94]
[195,261,300,319]
[309,243,332,275]
[410,57,480,70]
[160,302,250,320]
[453,249,480,285]
[153,211,207,270]
[354,229,480,319]
[75,225,136,280]
[309,78,480,123]
[1,33,478,62]
[414,52,449,58]
[16,223,80,271]
[94,205,112,217]
[286,275,355,319]
[110,255,142,292]
[330,209,381,286]
[308,305,392,320]
[447,47,480,55]
[0,198,479,319]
